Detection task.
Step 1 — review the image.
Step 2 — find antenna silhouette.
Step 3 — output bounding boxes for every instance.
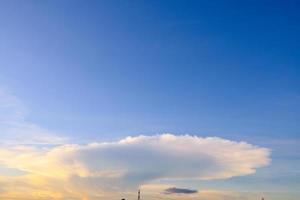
[137,189,141,200]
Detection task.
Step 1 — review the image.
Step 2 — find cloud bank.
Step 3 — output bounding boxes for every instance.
[0,134,270,185]
[0,120,271,200]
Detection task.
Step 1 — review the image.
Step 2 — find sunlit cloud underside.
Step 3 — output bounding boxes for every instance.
[0,134,270,200]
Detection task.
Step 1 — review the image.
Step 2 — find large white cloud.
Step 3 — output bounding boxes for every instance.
[0,134,270,187]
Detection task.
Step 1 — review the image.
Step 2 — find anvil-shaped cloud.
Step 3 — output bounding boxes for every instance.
[0,134,270,187]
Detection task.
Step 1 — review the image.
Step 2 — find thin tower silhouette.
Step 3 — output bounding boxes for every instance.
[137,189,141,200]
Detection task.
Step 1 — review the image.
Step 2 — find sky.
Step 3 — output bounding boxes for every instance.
[0,0,299,200]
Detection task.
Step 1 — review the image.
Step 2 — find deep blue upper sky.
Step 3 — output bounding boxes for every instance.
[0,0,299,144]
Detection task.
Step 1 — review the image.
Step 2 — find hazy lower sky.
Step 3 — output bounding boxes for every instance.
[0,1,299,200]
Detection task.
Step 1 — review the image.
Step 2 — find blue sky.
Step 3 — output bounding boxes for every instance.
[0,1,299,200]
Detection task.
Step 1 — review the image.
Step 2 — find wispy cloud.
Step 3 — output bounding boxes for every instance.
[0,89,66,145]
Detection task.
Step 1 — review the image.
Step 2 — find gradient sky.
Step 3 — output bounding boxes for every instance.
[0,1,299,200]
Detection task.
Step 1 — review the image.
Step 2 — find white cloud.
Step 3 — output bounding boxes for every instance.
[0,89,272,199]
[0,134,270,187]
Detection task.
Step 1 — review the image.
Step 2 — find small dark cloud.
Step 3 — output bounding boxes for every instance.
[164,187,198,194]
